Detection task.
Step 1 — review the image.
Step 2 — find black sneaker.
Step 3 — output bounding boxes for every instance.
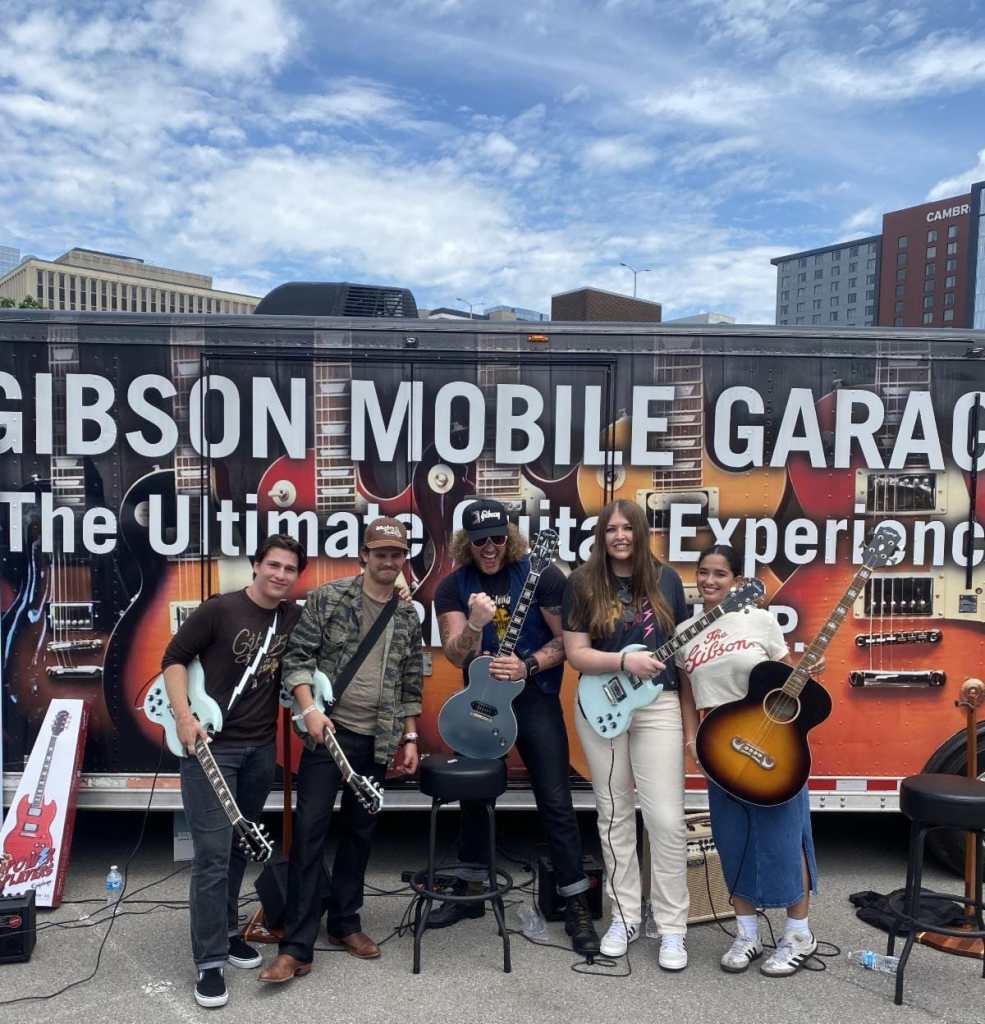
[195,967,228,1008]
[564,893,601,957]
[227,935,263,969]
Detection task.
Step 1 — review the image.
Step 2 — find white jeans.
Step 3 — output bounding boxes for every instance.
[575,690,689,934]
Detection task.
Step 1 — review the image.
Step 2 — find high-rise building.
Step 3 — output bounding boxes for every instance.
[0,246,20,276]
[771,237,880,327]
[0,247,259,313]
[771,180,985,329]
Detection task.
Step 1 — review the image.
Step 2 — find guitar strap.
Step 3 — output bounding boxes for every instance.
[227,609,280,713]
[329,594,399,709]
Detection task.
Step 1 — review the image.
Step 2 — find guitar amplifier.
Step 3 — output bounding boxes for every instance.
[640,815,735,925]
[0,890,37,963]
[684,815,734,924]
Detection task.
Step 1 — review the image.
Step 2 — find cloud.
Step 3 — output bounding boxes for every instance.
[840,204,882,234]
[926,149,985,200]
[581,137,655,172]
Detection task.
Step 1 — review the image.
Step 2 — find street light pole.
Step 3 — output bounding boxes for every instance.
[455,297,475,319]
[619,262,652,298]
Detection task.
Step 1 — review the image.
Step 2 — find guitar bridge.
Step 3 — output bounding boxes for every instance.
[47,665,103,678]
[469,701,498,720]
[730,736,775,770]
[601,676,627,704]
[47,639,104,653]
[849,671,945,688]
[855,630,941,649]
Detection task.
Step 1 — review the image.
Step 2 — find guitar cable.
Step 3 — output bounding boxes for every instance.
[0,736,167,1007]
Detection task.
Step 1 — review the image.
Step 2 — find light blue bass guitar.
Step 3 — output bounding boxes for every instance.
[577,579,765,739]
[143,660,274,862]
[280,671,385,814]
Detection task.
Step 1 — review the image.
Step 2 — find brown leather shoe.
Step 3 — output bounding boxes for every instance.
[258,953,312,983]
[327,932,381,959]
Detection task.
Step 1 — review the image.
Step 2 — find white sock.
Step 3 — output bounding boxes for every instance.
[784,914,809,936]
[736,914,759,940]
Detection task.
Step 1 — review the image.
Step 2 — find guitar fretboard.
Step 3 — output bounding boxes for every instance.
[171,336,208,560]
[31,728,63,809]
[651,339,703,489]
[653,600,736,664]
[497,571,542,659]
[476,361,522,500]
[49,334,87,510]
[322,727,354,783]
[194,738,244,827]
[874,340,931,458]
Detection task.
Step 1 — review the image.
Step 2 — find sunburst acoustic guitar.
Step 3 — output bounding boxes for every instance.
[696,526,901,806]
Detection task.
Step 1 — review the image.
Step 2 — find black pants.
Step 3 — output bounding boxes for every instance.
[459,683,588,896]
[280,728,385,963]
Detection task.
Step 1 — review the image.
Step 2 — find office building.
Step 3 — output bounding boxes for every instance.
[551,287,662,322]
[0,246,20,277]
[0,248,259,313]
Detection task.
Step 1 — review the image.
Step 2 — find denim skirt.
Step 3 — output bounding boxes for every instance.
[707,780,818,909]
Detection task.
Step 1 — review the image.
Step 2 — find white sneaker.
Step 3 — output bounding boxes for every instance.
[760,930,817,977]
[658,932,688,971]
[599,920,640,957]
[720,934,764,973]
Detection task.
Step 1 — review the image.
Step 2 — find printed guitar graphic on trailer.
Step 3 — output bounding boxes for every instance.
[437,529,560,760]
[4,710,70,866]
[578,579,765,739]
[143,662,273,862]
[696,526,901,807]
[282,672,385,814]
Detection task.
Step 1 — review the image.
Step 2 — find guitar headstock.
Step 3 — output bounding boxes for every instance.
[52,710,70,735]
[350,774,385,815]
[863,525,901,569]
[529,529,559,573]
[235,819,274,863]
[721,578,766,614]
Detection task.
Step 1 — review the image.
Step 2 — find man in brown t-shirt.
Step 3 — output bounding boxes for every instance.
[162,534,305,1010]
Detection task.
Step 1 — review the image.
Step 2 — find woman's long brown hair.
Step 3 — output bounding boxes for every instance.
[568,499,675,639]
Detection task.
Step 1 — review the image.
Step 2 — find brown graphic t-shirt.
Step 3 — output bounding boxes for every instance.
[162,589,302,745]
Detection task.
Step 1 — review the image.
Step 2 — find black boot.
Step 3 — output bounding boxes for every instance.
[564,893,601,956]
[424,880,485,929]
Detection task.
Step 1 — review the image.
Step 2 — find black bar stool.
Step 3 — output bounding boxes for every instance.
[410,754,512,974]
[887,774,985,1006]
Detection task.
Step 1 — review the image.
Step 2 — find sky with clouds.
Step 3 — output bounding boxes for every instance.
[2,0,984,323]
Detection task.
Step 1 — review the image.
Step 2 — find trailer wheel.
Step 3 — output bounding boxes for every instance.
[922,724,985,876]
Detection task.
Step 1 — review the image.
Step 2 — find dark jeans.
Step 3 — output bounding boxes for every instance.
[280,728,386,963]
[180,740,276,969]
[459,683,588,897]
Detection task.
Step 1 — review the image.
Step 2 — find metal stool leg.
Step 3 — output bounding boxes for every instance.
[888,822,920,957]
[485,801,511,974]
[976,831,985,977]
[413,798,442,974]
[895,822,927,1006]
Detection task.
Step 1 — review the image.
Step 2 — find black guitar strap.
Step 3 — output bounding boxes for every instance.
[329,594,399,708]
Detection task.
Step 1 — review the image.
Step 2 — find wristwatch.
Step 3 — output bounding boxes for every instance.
[524,656,539,679]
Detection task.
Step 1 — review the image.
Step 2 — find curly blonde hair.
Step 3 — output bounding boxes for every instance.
[449,522,527,567]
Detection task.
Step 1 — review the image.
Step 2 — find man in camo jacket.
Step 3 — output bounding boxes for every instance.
[260,517,423,983]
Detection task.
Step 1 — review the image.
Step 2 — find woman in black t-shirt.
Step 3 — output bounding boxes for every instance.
[562,499,696,969]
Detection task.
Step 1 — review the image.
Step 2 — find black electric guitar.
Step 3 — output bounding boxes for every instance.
[437,529,559,759]
[696,526,901,806]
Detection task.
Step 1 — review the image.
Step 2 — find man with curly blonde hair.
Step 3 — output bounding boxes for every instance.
[429,499,600,957]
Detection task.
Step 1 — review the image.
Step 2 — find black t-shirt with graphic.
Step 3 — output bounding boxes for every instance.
[561,564,687,691]
[434,564,566,647]
[162,589,302,745]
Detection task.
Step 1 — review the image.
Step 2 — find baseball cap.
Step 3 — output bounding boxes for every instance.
[363,517,409,550]
[464,499,509,541]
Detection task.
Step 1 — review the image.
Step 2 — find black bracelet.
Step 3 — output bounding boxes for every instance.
[523,656,539,679]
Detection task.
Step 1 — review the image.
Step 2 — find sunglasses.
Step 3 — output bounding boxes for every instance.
[470,534,508,547]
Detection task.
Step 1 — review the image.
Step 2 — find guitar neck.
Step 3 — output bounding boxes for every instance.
[194,739,244,827]
[322,728,355,783]
[784,560,877,697]
[497,571,542,659]
[654,601,732,663]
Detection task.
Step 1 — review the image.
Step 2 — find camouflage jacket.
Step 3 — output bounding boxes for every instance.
[282,574,423,765]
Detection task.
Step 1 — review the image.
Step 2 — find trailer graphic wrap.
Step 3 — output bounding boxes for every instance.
[1,320,983,796]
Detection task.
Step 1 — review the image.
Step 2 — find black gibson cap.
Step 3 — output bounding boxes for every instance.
[464,499,509,540]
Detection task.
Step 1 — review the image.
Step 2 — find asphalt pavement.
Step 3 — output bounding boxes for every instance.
[0,808,981,1024]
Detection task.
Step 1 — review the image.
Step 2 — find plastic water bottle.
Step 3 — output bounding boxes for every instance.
[847,949,899,974]
[105,865,123,910]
